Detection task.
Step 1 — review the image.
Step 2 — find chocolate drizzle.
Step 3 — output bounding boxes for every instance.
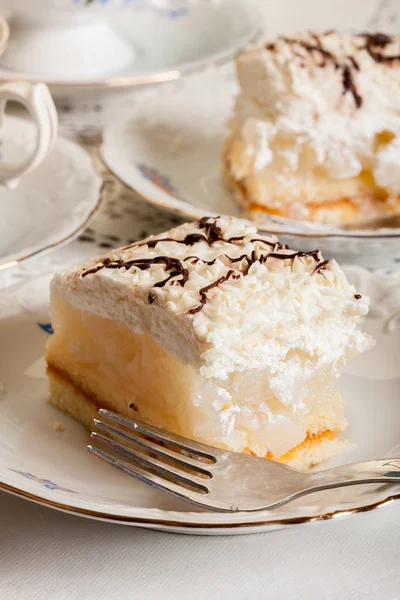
[188,270,241,315]
[282,33,366,108]
[269,251,301,260]
[198,216,224,242]
[139,233,210,249]
[284,36,338,68]
[277,31,400,110]
[348,56,360,71]
[184,255,216,266]
[123,217,225,251]
[184,249,271,275]
[359,32,400,64]
[82,255,189,288]
[80,257,115,277]
[312,259,330,274]
[361,33,392,47]
[249,238,277,248]
[81,217,331,315]
[342,65,363,108]
[124,223,279,256]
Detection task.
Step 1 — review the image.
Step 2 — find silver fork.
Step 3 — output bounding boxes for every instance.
[87,409,400,512]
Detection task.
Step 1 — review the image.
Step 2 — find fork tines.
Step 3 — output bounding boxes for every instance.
[88,409,217,507]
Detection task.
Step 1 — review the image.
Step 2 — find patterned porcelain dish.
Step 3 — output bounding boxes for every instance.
[101,74,400,270]
[0,266,400,535]
[0,117,102,270]
[0,1,260,92]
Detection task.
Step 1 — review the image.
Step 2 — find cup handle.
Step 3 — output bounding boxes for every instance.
[0,17,9,56]
[0,81,58,188]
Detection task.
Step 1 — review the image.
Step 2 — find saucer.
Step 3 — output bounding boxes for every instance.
[0,265,399,534]
[0,2,260,93]
[101,73,400,270]
[0,117,102,270]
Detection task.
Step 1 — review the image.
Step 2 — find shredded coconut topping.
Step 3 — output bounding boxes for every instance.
[52,216,372,380]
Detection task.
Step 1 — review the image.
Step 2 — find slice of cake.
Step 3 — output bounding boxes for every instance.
[223,31,400,226]
[46,216,372,469]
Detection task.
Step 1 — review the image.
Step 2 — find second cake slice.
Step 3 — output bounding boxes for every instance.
[223,31,400,225]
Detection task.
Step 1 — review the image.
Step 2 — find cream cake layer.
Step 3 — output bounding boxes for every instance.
[223,31,400,225]
[46,216,373,468]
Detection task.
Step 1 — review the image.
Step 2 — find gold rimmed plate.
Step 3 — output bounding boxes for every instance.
[0,267,399,534]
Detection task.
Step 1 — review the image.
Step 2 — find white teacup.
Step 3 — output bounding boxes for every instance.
[0,15,57,187]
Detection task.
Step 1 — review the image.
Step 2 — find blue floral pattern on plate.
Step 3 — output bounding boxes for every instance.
[37,322,54,334]
[155,8,188,18]
[137,163,179,195]
[9,469,77,493]
[74,0,188,16]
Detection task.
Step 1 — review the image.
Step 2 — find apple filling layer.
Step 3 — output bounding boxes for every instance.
[47,296,346,467]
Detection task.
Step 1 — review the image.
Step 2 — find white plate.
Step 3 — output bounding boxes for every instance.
[0,117,102,270]
[101,75,400,269]
[1,266,400,534]
[0,2,260,92]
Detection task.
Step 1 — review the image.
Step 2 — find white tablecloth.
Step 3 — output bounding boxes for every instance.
[2,491,400,599]
[2,1,400,597]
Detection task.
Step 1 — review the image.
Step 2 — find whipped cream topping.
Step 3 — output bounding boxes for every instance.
[230,31,400,198]
[52,216,372,383]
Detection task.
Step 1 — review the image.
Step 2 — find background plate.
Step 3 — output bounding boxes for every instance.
[0,2,260,90]
[101,75,400,269]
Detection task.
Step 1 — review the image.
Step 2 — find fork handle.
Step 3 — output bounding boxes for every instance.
[310,458,400,490]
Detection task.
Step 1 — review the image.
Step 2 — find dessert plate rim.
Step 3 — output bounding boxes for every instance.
[1,266,400,534]
[2,479,399,534]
